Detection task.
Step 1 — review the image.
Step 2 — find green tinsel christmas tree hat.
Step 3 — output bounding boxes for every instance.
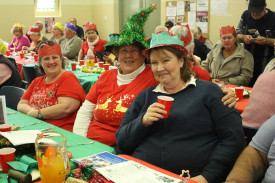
[104,4,156,53]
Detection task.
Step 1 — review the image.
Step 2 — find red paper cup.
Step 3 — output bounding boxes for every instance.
[0,147,16,173]
[158,96,174,118]
[31,52,35,56]
[103,64,110,71]
[10,48,15,53]
[79,60,85,66]
[0,124,12,132]
[71,62,77,71]
[5,50,10,56]
[20,52,24,59]
[235,87,244,101]
[98,62,104,68]
[34,54,39,61]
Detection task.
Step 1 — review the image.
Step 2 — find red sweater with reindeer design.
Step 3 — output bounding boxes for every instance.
[86,65,158,146]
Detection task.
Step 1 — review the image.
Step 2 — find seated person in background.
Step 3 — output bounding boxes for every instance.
[78,22,106,62]
[0,53,22,89]
[201,26,254,86]
[102,33,120,66]
[241,70,275,129]
[225,115,275,183]
[22,26,48,53]
[116,30,245,183]
[170,25,211,81]
[8,23,30,52]
[49,22,65,46]
[26,21,44,43]
[69,18,84,40]
[18,43,85,131]
[61,23,82,61]
[190,25,213,50]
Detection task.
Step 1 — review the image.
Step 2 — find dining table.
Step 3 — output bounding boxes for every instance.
[223,84,253,114]
[6,53,38,80]
[0,107,115,183]
[65,65,101,94]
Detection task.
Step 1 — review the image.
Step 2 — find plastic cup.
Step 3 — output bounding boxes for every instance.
[10,48,15,53]
[157,96,174,118]
[235,87,244,101]
[79,60,85,66]
[34,54,39,61]
[103,64,110,71]
[0,124,12,132]
[20,52,24,59]
[71,62,77,71]
[0,147,16,173]
[98,62,104,68]
[5,50,10,56]
[31,52,35,56]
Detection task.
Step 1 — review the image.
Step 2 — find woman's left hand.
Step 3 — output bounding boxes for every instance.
[212,79,225,85]
[221,86,237,109]
[27,108,39,118]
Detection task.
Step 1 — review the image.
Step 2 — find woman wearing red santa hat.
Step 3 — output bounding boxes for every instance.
[18,42,85,131]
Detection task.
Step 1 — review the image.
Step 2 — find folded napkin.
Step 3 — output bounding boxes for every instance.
[7,155,37,174]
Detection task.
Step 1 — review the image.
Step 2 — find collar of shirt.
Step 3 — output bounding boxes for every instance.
[153,75,196,94]
[117,63,145,86]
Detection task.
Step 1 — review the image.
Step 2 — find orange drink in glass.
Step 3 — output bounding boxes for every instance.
[35,131,70,183]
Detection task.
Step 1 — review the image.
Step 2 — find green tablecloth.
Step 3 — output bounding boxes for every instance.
[66,67,100,94]
[0,108,115,182]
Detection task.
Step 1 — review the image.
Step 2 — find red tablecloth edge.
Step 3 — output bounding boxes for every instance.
[119,155,198,183]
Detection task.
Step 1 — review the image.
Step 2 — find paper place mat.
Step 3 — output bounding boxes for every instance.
[0,130,41,146]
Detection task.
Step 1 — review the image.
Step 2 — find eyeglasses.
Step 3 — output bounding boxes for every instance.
[119,49,140,56]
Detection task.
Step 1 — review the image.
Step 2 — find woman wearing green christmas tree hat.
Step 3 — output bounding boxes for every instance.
[116,30,245,183]
[73,5,159,153]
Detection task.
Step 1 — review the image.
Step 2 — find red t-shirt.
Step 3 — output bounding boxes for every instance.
[86,65,158,146]
[190,65,211,81]
[81,39,107,62]
[21,71,85,131]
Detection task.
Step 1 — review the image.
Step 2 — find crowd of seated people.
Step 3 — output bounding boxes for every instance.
[1,0,275,182]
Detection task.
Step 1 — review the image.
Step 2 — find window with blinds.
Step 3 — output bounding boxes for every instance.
[34,0,61,17]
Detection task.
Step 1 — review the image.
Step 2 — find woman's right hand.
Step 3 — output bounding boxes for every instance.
[142,103,166,127]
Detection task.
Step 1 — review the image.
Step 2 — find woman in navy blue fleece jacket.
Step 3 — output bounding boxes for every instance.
[116,30,245,183]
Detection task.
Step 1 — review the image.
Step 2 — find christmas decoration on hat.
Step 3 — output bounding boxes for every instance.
[38,42,62,58]
[54,22,64,32]
[142,31,187,58]
[104,4,157,52]
[220,25,236,36]
[84,22,97,32]
[65,22,78,32]
[27,26,40,35]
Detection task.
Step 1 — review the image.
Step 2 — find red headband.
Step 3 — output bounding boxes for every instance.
[180,25,192,47]
[84,22,97,31]
[38,43,62,58]
[220,26,236,36]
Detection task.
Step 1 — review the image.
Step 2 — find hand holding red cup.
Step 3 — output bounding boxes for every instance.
[235,87,244,101]
[157,96,174,118]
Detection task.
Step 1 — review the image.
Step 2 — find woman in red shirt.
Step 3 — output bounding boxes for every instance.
[18,43,85,131]
[78,22,106,62]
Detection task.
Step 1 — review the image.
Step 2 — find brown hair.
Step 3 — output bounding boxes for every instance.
[148,46,194,82]
[38,55,65,75]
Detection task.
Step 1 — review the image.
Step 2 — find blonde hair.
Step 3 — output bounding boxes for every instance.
[11,23,24,34]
